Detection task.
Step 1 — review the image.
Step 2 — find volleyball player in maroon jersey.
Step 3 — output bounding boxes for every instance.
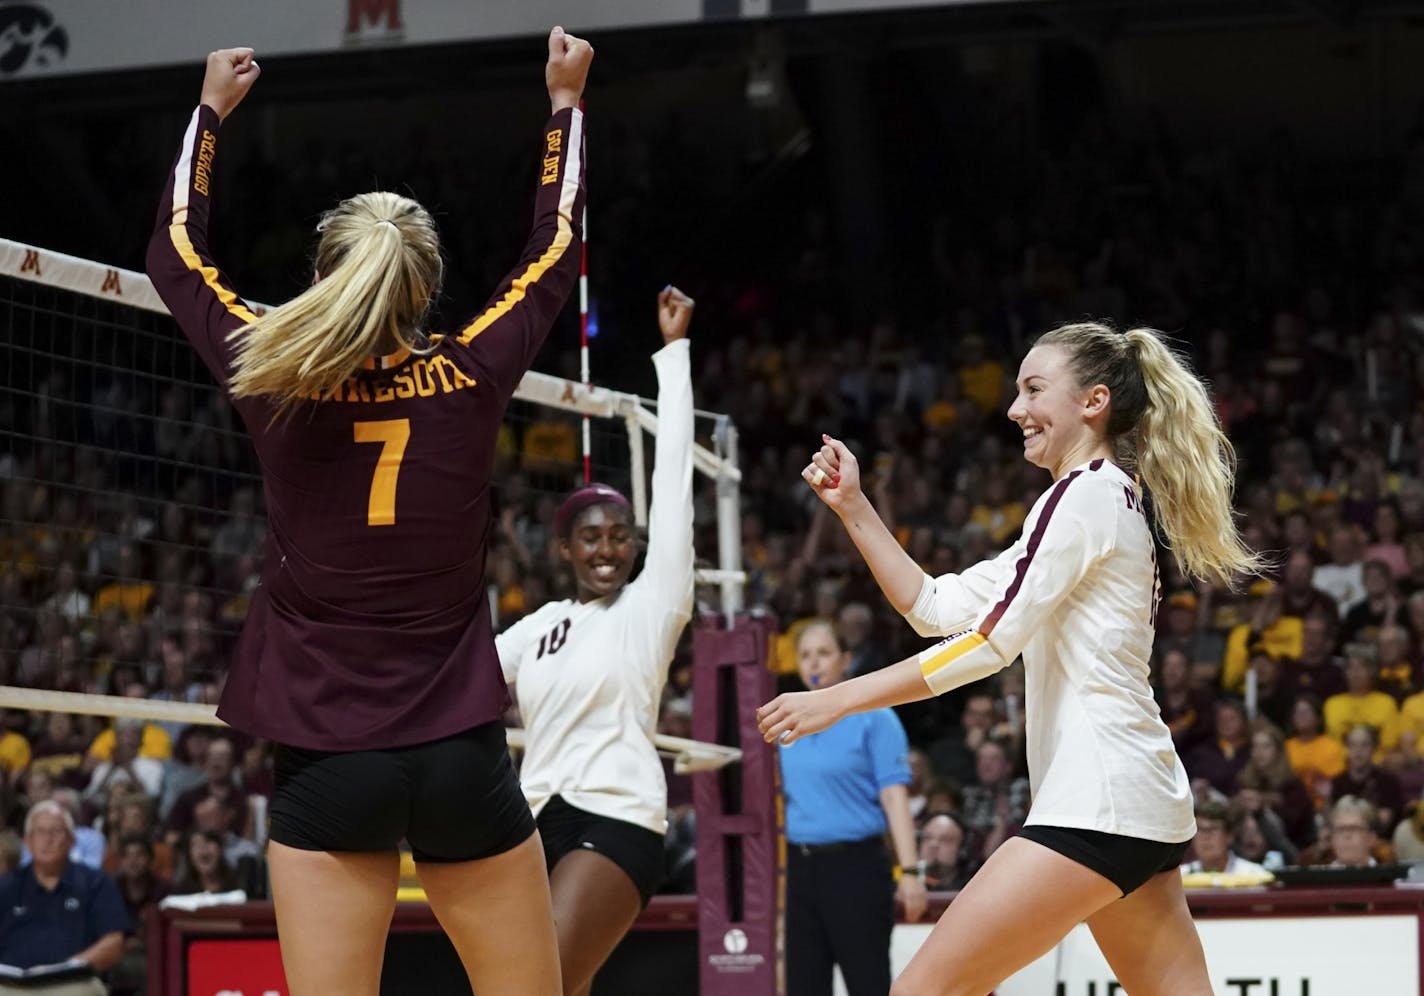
[146,35,591,996]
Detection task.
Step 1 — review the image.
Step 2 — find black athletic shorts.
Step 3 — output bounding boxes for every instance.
[536,795,665,906]
[1017,825,1191,897]
[270,721,534,863]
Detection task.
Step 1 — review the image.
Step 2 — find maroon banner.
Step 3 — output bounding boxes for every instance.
[692,614,784,996]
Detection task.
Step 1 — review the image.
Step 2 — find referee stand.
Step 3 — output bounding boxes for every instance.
[693,613,784,996]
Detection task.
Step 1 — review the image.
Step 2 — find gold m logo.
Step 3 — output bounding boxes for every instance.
[101,270,122,296]
[347,0,402,33]
[20,249,41,275]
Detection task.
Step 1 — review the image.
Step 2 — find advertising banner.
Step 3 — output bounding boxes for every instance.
[995,915,1419,996]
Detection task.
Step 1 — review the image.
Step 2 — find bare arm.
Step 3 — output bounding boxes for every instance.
[757,654,932,745]
[801,437,927,614]
[880,783,927,921]
[763,477,1116,745]
[880,783,920,869]
[804,437,1013,633]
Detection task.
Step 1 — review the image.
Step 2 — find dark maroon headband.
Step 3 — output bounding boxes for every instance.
[555,483,632,537]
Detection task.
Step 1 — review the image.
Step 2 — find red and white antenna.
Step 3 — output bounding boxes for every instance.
[578,100,592,485]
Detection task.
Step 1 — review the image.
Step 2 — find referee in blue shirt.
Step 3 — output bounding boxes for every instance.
[0,801,128,994]
[778,622,926,996]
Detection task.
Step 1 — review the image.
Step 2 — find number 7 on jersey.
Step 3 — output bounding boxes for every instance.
[353,418,410,526]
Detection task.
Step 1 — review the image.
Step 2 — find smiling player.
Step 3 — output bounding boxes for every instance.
[759,322,1266,996]
[496,285,696,996]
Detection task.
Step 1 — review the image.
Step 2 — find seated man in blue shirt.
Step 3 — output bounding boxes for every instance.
[0,801,129,995]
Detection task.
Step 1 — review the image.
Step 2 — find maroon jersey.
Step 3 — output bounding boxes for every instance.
[146,103,586,750]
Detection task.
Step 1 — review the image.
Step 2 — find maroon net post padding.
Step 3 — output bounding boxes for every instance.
[693,614,784,996]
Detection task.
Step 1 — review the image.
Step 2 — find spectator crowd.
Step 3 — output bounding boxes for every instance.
[5,36,1424,993]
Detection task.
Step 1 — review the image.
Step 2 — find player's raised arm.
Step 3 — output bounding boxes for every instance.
[546,25,592,114]
[451,27,593,400]
[802,437,927,613]
[803,435,1013,633]
[632,286,696,622]
[200,47,261,122]
[760,476,1116,746]
[145,48,262,387]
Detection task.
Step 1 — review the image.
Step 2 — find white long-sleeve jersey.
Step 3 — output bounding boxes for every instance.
[496,339,695,836]
[906,458,1194,843]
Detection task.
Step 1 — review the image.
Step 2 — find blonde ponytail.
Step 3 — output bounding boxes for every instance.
[226,191,442,415]
[1037,322,1266,588]
[1125,328,1264,586]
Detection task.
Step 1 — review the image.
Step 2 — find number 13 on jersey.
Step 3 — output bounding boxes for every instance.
[353,418,410,526]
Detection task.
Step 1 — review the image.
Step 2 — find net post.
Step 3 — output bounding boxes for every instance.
[713,415,744,626]
[625,411,649,528]
[692,614,783,996]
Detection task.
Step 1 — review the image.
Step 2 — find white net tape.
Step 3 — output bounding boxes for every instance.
[0,685,739,774]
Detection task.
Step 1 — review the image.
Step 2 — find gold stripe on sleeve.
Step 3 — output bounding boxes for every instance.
[455,216,573,345]
[920,633,988,682]
[167,223,259,325]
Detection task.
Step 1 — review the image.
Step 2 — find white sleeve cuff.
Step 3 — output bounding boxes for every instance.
[652,337,691,361]
[902,573,940,637]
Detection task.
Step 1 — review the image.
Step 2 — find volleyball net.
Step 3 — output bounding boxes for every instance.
[0,237,745,772]
[0,236,788,995]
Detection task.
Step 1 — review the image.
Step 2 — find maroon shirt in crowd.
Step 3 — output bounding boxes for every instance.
[1331,766,1404,829]
[1184,738,1252,796]
[147,103,586,750]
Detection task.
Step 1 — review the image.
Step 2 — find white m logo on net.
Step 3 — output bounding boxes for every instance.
[722,928,749,954]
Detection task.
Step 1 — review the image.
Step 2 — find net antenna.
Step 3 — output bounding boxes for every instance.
[578,97,593,485]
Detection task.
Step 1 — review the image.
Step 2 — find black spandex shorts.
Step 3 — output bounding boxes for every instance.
[270,722,534,863]
[1017,825,1191,897]
[536,795,665,906]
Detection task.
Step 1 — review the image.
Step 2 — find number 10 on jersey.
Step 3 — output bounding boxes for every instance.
[353,418,410,526]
